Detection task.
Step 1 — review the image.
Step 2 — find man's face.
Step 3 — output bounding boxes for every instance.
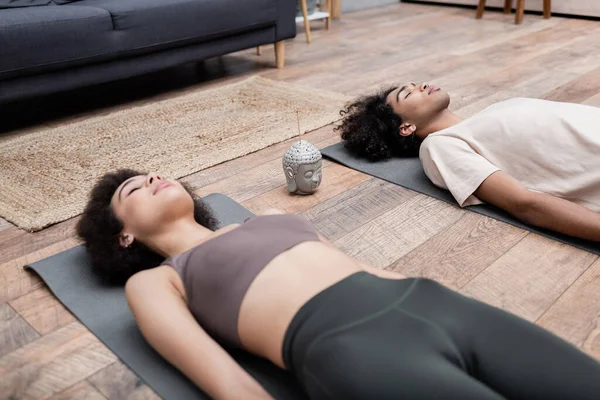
[386,82,451,128]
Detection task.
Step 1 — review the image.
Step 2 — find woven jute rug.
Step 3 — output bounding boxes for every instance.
[0,76,350,231]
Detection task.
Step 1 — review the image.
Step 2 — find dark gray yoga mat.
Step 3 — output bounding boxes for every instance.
[322,142,600,255]
[25,193,307,400]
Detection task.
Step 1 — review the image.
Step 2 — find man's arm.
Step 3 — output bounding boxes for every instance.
[474,171,600,242]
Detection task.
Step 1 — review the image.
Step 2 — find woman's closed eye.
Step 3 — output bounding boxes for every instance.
[129,187,140,196]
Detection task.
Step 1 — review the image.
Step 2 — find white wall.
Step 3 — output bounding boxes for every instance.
[341,0,400,13]
[406,0,600,18]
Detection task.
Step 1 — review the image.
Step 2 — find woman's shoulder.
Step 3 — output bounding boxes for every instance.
[126,265,184,297]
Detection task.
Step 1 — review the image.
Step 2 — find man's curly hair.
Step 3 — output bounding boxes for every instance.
[76,169,217,285]
[336,86,421,160]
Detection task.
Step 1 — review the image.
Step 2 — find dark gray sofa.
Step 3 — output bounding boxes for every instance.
[0,0,296,103]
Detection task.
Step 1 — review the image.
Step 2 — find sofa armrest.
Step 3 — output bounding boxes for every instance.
[275,0,297,41]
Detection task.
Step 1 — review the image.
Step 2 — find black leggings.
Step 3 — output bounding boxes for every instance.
[282,273,600,400]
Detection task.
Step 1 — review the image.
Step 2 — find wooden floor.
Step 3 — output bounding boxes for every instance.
[2,2,600,398]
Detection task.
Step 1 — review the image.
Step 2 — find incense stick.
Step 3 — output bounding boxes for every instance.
[296,110,301,138]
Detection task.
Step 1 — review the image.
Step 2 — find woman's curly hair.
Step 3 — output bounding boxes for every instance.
[336,86,421,160]
[76,169,217,285]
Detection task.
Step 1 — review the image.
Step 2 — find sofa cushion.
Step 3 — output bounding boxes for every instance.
[70,0,278,54]
[0,5,118,78]
[0,0,81,9]
[0,0,51,8]
[0,0,279,80]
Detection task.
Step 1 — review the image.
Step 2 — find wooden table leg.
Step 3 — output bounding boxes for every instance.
[476,0,486,19]
[515,0,525,24]
[331,0,340,20]
[256,46,262,56]
[504,0,512,14]
[275,41,285,69]
[543,0,551,19]
[325,0,331,30]
[300,0,311,44]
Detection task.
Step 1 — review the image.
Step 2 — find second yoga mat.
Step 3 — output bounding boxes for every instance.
[321,142,600,255]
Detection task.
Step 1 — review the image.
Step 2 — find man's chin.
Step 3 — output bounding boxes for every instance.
[438,92,451,109]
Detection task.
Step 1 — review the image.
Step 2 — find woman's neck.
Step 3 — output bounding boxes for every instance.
[144,218,215,258]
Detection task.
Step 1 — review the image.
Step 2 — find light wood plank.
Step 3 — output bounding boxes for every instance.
[448,17,561,56]
[461,235,597,322]
[334,195,465,269]
[582,92,600,107]
[274,9,474,90]
[442,25,600,109]
[10,286,76,335]
[88,361,160,400]
[335,14,581,95]
[537,258,600,359]
[242,162,370,215]
[195,137,338,203]
[0,227,23,249]
[543,66,600,103]
[454,68,580,117]
[47,381,107,400]
[302,179,417,241]
[0,219,12,233]
[390,213,528,290]
[0,304,39,358]
[450,30,600,115]
[0,218,79,266]
[0,238,79,304]
[0,322,117,400]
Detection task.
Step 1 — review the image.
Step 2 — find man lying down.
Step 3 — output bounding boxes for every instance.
[337,83,600,242]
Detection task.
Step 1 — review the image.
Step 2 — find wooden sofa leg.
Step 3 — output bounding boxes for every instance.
[256,46,262,56]
[504,0,512,13]
[275,41,285,69]
[476,0,486,19]
[331,0,341,20]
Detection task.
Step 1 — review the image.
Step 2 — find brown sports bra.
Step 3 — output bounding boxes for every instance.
[162,214,320,348]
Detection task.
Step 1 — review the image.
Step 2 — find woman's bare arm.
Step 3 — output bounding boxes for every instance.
[125,268,272,400]
[475,171,600,242]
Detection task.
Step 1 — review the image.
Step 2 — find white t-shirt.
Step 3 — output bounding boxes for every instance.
[419,98,600,212]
